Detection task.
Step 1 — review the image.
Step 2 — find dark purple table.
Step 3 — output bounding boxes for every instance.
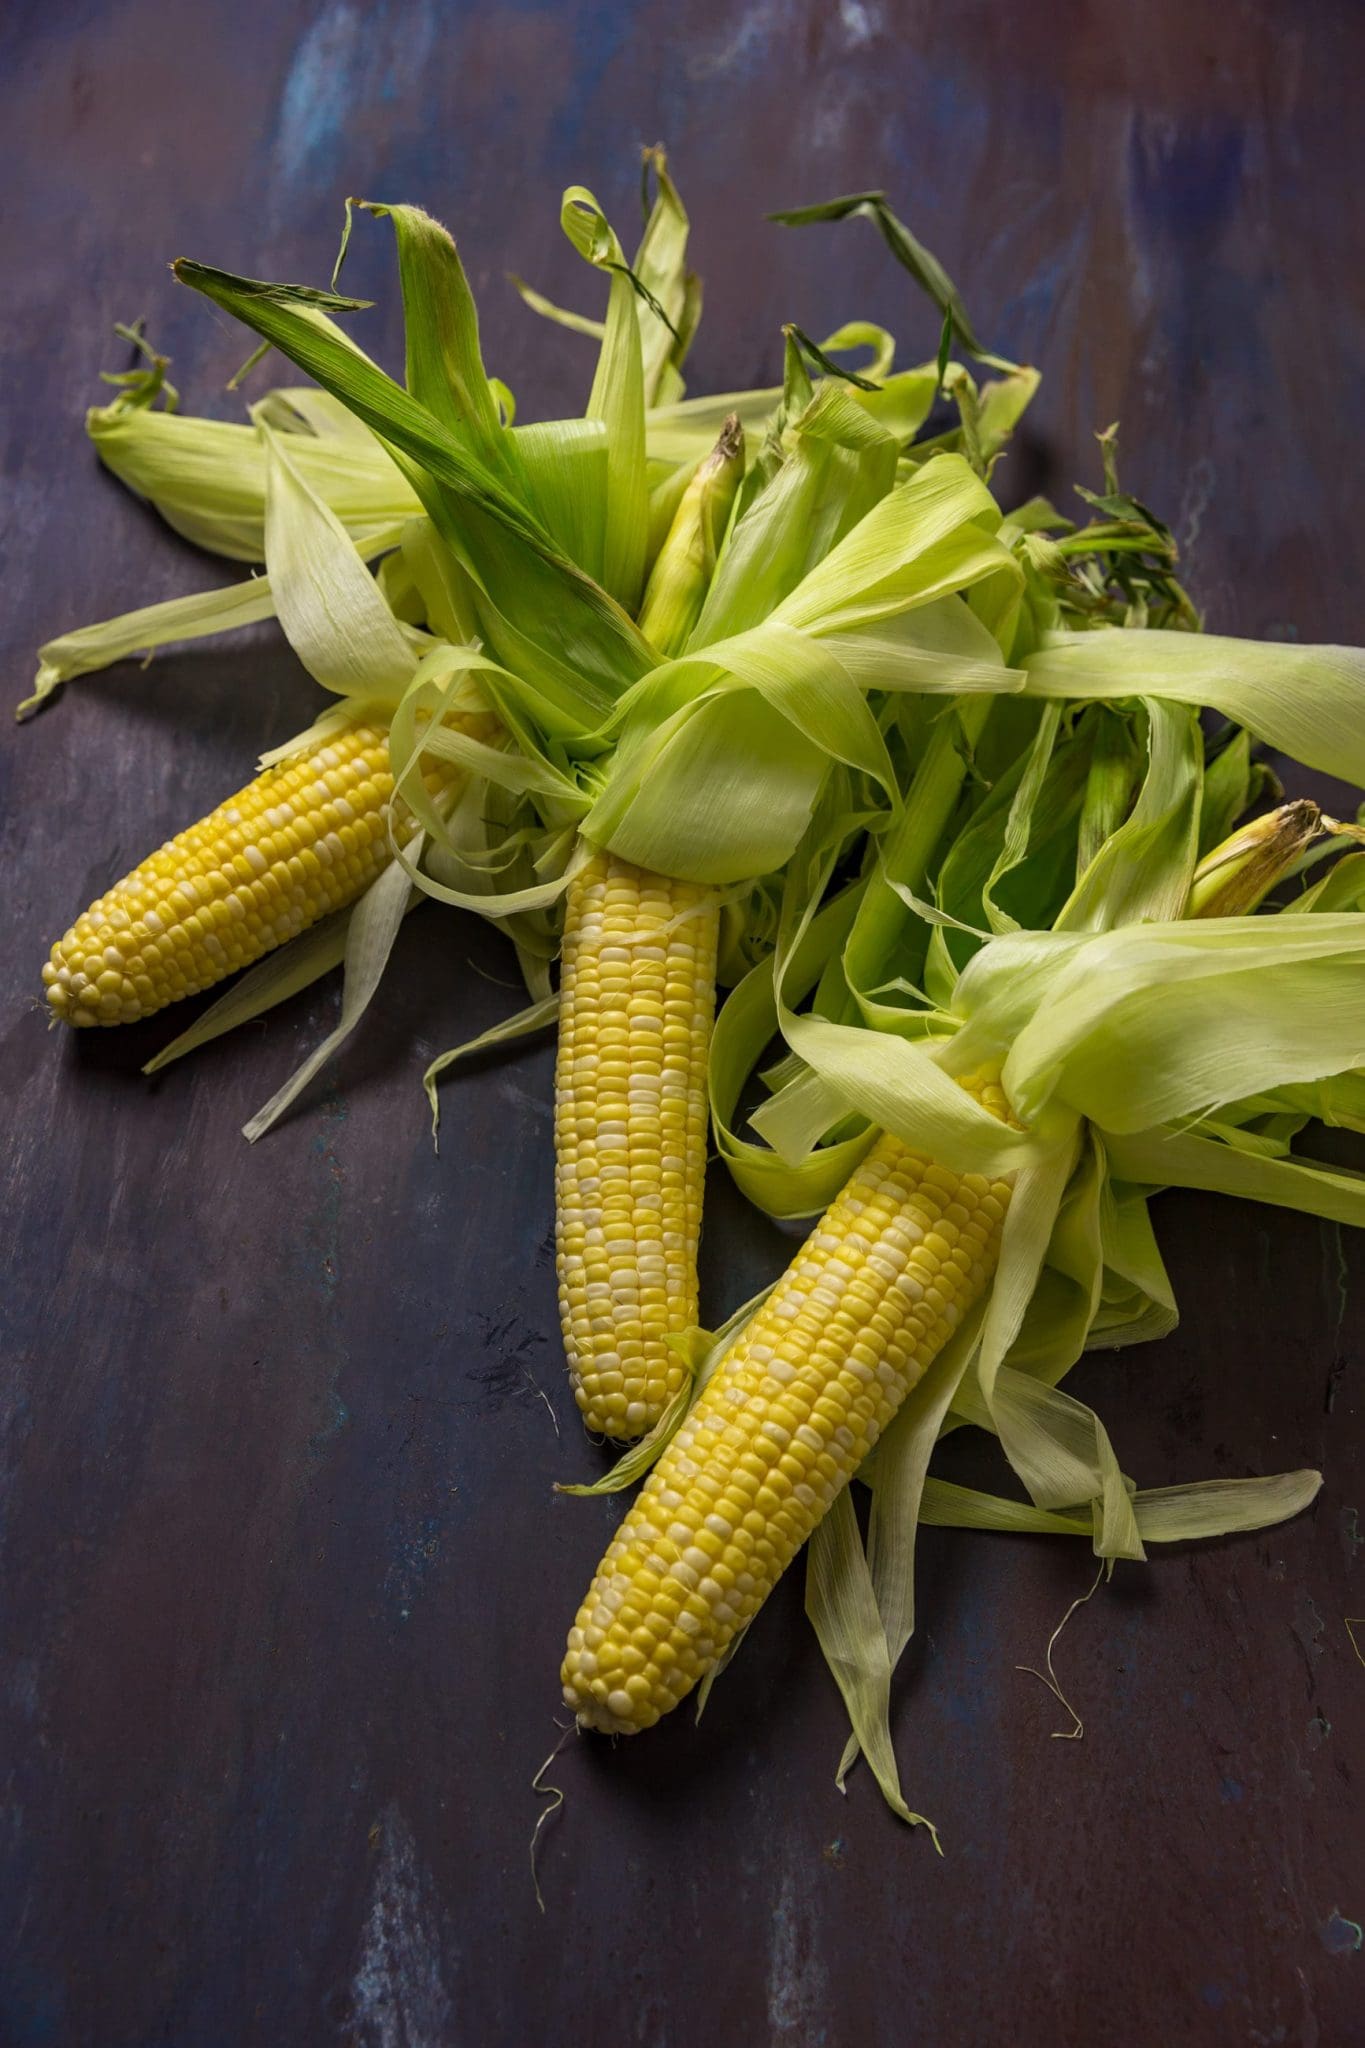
[3,5,1363,2042]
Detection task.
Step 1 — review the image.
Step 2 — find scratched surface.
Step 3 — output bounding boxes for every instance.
[2,3,1364,2043]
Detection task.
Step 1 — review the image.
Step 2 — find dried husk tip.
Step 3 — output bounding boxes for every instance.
[1187,798,1332,917]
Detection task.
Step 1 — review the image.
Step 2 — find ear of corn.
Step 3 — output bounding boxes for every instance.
[554,849,719,1438]
[1185,798,1334,917]
[551,417,743,1441]
[636,413,743,656]
[562,1069,1012,1730]
[41,711,494,1026]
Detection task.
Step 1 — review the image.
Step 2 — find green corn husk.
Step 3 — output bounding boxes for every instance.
[87,379,423,561]
[33,164,1048,1151]
[1074,706,1141,878]
[39,166,1365,1172]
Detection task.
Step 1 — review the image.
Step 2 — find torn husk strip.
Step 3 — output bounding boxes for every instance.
[1075,708,1139,878]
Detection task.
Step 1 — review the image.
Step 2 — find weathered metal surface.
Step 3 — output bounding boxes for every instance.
[2,3,1363,2042]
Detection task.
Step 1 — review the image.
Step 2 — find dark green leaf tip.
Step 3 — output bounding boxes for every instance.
[784,323,881,392]
[171,258,373,312]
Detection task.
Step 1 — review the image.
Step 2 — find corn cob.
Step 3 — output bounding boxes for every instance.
[554,850,719,1437]
[552,419,742,1440]
[637,412,743,656]
[562,1069,1013,1731]
[41,712,493,1026]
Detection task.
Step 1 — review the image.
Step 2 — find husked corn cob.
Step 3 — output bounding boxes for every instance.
[554,849,720,1439]
[562,1069,1013,1732]
[551,420,740,1442]
[42,713,492,1026]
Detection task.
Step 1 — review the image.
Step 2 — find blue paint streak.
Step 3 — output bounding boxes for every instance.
[546,0,645,157]
[994,217,1090,363]
[275,0,365,190]
[920,55,992,164]
[938,1591,998,1733]
[1201,1983,1227,2011]
[1123,112,1278,397]
[1220,1775,1244,1805]
[273,0,439,198]
[0,1975,65,2045]
[1127,117,1247,244]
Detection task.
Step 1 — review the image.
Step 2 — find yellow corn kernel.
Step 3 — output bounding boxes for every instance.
[554,848,720,1440]
[562,1069,1014,1731]
[42,712,494,1026]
